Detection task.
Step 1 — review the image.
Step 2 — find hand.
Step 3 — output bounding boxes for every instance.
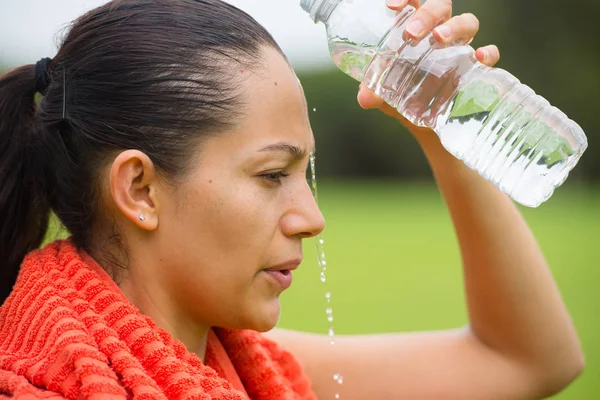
[357,0,501,139]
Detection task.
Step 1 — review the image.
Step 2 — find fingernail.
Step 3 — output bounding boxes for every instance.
[406,19,425,37]
[387,0,407,7]
[434,25,453,40]
[480,49,488,62]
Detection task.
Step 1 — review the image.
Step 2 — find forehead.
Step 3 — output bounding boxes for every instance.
[230,47,315,151]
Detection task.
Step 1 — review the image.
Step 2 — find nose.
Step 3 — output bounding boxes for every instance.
[280,182,326,239]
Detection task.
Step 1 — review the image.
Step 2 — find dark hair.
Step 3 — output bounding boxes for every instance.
[0,0,285,303]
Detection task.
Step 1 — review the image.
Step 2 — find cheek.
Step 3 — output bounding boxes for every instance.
[206,183,271,238]
[175,182,284,320]
[172,180,281,267]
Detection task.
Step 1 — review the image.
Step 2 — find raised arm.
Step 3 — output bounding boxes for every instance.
[266,1,584,399]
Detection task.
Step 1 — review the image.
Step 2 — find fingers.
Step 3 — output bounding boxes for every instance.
[475,45,501,66]
[386,0,420,11]
[407,0,421,9]
[405,0,452,39]
[358,44,502,110]
[386,0,408,9]
[363,1,500,119]
[432,13,479,45]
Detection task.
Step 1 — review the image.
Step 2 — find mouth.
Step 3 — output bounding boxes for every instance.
[263,259,302,290]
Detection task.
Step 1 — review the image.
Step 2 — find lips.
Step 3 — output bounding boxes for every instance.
[263,259,301,290]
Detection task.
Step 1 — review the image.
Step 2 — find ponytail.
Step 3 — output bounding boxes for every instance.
[0,65,51,303]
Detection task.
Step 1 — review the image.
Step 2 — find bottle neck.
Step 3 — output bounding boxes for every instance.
[300,0,342,24]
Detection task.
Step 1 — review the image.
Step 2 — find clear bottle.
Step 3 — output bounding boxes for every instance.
[300,0,587,207]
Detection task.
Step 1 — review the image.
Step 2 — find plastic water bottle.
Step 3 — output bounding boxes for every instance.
[300,0,587,207]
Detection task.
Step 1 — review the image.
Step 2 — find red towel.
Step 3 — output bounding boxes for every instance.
[0,239,317,399]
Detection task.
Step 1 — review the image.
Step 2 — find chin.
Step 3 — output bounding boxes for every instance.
[244,300,281,332]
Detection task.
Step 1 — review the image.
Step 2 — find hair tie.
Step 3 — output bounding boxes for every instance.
[34,57,53,95]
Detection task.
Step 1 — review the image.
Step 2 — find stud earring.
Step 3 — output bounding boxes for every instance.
[139,214,146,222]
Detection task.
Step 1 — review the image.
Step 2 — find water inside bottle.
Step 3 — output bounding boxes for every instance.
[330,38,582,207]
[330,41,376,80]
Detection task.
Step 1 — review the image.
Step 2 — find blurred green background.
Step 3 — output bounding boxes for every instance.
[5,0,599,398]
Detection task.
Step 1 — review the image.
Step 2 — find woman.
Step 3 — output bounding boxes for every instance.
[0,0,584,398]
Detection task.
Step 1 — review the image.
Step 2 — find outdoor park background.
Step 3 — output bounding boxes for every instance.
[1,0,598,398]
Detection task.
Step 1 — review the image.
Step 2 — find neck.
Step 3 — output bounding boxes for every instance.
[116,259,211,362]
[87,230,212,361]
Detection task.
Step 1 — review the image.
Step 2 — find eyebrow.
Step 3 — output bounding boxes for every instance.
[258,142,311,160]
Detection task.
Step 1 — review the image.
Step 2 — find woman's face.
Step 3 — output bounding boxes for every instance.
[154,47,325,332]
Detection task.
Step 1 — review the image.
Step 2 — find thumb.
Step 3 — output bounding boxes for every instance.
[357,83,417,126]
[357,84,385,109]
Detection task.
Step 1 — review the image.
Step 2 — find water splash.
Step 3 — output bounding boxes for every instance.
[309,152,342,399]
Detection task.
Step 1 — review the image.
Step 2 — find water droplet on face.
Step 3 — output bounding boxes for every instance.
[335,394,340,399]
[330,339,335,345]
[333,373,340,380]
[337,376,344,385]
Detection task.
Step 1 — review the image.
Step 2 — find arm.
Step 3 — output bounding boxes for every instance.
[266,1,584,399]
[268,146,583,399]
[413,123,584,388]
[270,140,583,398]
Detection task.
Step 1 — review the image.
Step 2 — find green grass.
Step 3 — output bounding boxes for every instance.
[278,181,598,399]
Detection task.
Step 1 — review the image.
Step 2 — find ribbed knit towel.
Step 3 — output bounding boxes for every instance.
[0,240,317,399]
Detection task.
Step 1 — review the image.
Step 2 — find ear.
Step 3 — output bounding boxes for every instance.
[109,150,160,231]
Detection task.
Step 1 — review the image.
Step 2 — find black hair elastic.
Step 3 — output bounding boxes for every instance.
[34,57,52,95]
